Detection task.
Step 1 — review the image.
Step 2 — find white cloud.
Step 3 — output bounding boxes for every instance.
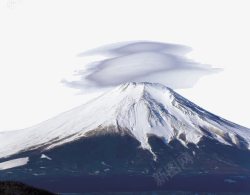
[63,41,221,90]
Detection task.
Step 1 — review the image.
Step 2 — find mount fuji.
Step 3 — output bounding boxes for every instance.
[1,82,250,193]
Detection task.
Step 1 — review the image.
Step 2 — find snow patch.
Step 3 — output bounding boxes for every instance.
[0,157,29,170]
[41,154,52,160]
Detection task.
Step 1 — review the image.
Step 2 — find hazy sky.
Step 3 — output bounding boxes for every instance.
[0,0,250,131]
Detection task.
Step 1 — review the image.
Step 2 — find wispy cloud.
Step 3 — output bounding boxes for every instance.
[63,41,221,90]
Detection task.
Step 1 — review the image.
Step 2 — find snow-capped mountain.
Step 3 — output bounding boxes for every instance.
[1,82,250,193]
[0,82,249,159]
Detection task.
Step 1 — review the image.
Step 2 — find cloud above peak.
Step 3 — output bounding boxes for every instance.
[63,41,221,90]
[80,41,191,57]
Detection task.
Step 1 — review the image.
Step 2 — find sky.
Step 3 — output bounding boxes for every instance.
[0,0,250,131]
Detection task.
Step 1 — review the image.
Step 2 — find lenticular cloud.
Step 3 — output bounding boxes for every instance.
[63,41,221,90]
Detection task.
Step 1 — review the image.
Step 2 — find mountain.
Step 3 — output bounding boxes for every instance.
[0,82,250,193]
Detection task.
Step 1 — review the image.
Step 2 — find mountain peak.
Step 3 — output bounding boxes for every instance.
[118,82,172,92]
[119,81,165,88]
[113,82,174,104]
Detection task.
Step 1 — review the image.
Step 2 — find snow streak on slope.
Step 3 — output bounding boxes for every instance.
[0,82,250,159]
[0,157,29,170]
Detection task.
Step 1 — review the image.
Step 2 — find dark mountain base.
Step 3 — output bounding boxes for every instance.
[1,132,250,193]
[22,174,250,193]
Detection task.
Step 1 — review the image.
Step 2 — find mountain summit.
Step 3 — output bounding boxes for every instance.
[1,82,250,193]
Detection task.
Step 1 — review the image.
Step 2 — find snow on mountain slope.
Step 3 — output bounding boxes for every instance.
[0,82,250,159]
[0,157,29,170]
